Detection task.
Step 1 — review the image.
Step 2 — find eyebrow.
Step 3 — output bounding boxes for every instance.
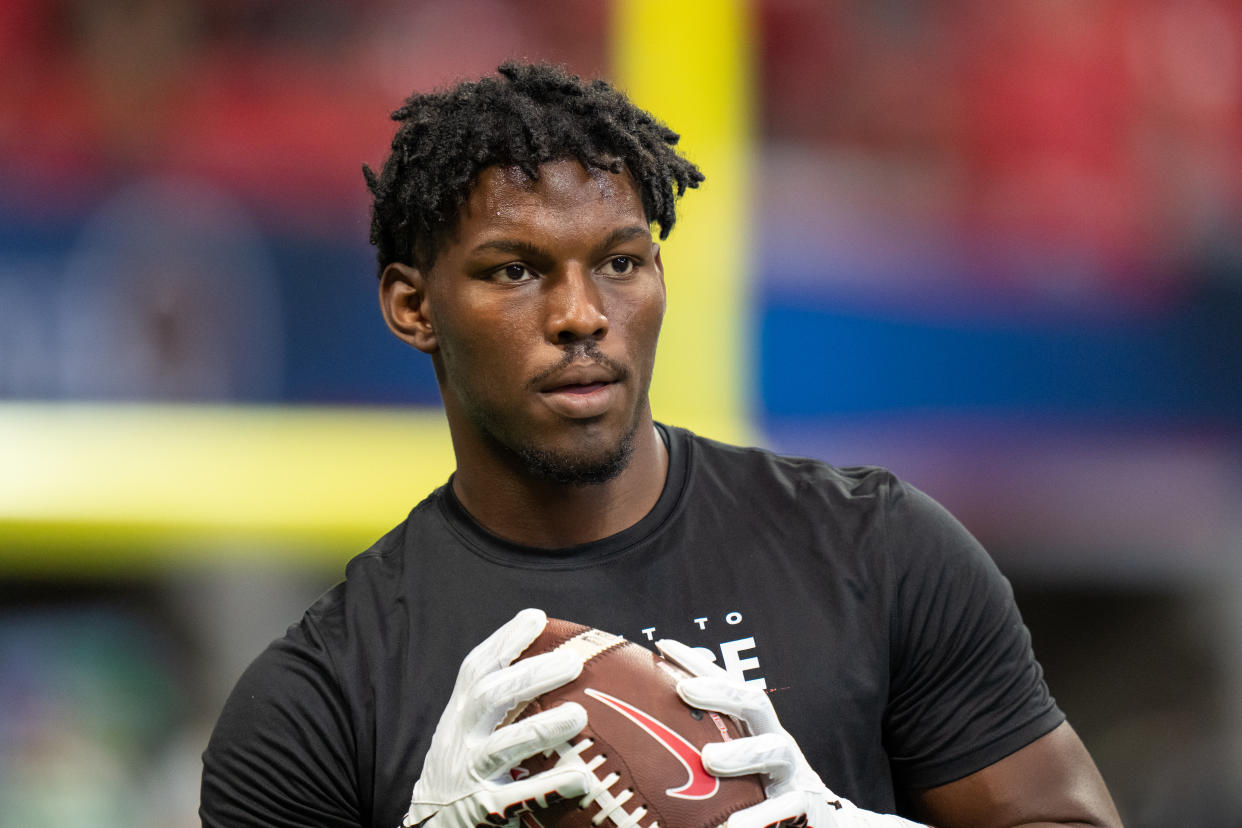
[595,225,653,252]
[469,224,652,260]
[471,239,551,259]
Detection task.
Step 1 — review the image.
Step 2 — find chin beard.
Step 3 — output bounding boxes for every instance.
[514,424,637,486]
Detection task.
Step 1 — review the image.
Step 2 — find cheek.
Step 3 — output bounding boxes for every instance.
[614,285,665,363]
[606,285,665,384]
[437,302,537,390]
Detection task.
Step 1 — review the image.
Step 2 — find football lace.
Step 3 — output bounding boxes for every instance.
[555,739,656,828]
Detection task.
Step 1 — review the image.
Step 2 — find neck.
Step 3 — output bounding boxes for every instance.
[450,422,669,548]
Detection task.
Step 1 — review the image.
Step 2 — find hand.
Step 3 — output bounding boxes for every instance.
[656,639,924,828]
[403,609,592,828]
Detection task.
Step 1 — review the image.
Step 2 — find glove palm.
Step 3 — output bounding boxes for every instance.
[403,609,591,828]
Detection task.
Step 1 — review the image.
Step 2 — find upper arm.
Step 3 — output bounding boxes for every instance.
[880,482,1119,824]
[910,721,1122,828]
[201,624,363,827]
[883,483,1062,790]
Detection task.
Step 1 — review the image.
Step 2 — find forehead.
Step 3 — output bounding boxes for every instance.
[455,160,648,242]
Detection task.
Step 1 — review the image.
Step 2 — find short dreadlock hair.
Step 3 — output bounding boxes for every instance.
[363,61,705,274]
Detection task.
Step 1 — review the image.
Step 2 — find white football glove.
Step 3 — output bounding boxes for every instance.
[402,608,592,828]
[656,639,926,828]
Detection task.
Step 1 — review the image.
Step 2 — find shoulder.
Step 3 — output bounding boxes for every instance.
[220,510,420,707]
[672,425,900,504]
[668,425,940,555]
[667,424,990,578]
[307,488,450,633]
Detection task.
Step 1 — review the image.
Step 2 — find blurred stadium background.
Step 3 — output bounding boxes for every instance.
[2,0,1241,825]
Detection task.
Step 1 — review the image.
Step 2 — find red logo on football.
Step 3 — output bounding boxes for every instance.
[583,688,719,800]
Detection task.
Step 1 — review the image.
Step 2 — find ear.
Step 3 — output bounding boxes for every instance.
[379,262,438,353]
[652,242,665,288]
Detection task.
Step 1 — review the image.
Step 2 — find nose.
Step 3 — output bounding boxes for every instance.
[545,266,608,344]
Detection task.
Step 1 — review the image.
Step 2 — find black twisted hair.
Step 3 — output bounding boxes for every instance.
[362,61,705,274]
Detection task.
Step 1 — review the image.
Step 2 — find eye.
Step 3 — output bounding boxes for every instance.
[603,256,635,276]
[493,263,535,283]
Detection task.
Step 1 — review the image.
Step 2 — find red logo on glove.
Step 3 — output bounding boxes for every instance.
[583,688,720,800]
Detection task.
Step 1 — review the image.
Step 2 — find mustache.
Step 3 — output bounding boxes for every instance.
[527,342,629,389]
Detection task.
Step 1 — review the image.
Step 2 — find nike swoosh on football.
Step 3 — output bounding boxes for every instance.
[583,687,720,800]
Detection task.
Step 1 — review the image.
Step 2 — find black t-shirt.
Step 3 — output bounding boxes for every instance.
[201,425,1062,827]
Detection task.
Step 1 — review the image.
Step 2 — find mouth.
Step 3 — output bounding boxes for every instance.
[536,364,622,419]
[535,358,623,392]
[546,381,611,395]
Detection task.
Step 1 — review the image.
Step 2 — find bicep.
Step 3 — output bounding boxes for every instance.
[910,722,1121,828]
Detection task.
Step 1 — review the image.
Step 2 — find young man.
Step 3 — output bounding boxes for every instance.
[201,63,1121,828]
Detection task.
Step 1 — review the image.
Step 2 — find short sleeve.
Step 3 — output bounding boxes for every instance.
[881,481,1064,790]
[201,612,363,827]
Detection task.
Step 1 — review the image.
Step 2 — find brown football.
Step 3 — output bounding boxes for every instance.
[503,618,766,828]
